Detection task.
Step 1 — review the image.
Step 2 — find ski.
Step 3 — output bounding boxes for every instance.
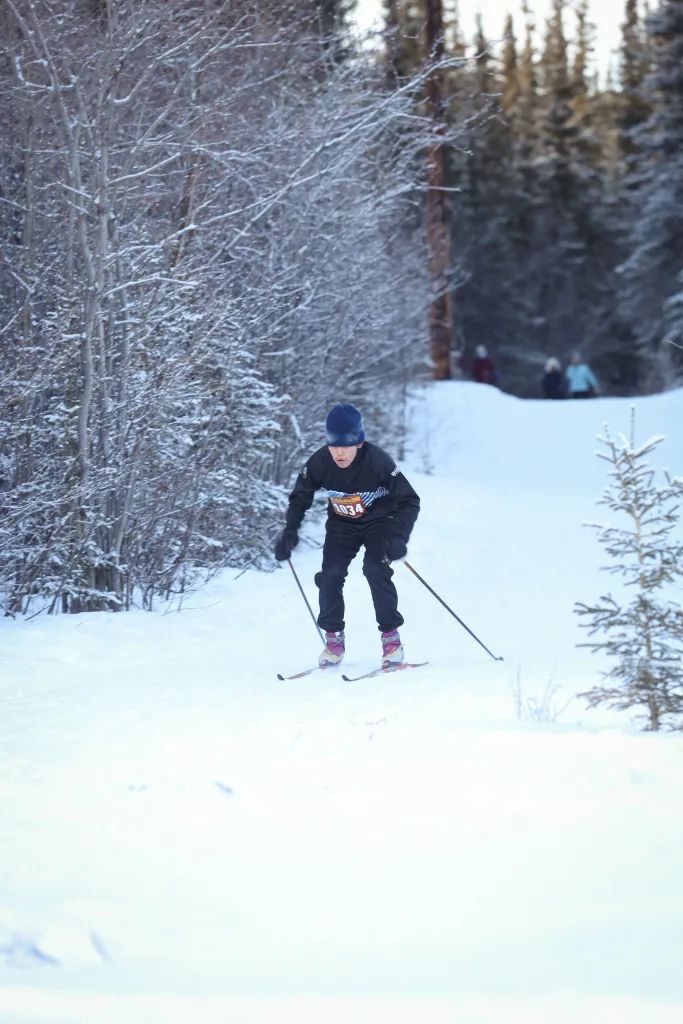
[342,661,429,682]
[277,664,338,681]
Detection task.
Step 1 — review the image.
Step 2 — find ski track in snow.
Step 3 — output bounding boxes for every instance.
[1,383,683,1022]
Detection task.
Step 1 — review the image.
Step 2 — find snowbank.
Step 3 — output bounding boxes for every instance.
[1,382,682,1022]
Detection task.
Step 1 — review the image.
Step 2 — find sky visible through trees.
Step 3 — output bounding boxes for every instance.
[355,0,621,74]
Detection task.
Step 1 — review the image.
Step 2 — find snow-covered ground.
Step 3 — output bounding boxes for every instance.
[2,383,683,1024]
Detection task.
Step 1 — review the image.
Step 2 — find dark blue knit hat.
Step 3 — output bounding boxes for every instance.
[325,404,365,446]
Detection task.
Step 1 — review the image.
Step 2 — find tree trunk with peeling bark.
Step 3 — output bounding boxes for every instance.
[424,0,452,380]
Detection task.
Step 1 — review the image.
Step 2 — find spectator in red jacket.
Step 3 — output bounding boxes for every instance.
[471,345,498,386]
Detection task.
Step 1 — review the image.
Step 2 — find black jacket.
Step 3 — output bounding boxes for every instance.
[285,443,420,541]
[543,370,566,399]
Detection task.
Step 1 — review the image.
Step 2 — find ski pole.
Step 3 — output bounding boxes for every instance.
[402,561,504,662]
[287,558,325,646]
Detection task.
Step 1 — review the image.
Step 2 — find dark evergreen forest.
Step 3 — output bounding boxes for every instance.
[380,0,683,396]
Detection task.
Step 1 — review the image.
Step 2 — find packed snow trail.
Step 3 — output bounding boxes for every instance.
[1,383,683,1023]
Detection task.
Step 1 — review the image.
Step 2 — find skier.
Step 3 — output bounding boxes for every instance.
[565,351,600,398]
[273,404,420,668]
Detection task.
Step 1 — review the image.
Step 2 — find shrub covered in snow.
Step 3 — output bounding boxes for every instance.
[0,2,458,612]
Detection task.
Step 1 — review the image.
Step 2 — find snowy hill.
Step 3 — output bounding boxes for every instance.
[1,382,683,1024]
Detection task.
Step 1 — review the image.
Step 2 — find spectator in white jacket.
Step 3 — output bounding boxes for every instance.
[565,352,600,399]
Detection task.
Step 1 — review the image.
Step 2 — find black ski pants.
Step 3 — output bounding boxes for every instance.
[315,517,403,634]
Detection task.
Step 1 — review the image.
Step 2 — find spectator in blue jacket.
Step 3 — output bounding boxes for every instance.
[565,352,600,399]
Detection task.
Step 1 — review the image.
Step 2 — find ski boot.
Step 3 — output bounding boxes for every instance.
[319,630,345,667]
[381,629,404,667]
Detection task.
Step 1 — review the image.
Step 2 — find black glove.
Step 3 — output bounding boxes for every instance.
[385,535,408,562]
[274,527,299,562]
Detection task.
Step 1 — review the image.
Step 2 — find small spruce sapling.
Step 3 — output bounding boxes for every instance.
[575,410,683,730]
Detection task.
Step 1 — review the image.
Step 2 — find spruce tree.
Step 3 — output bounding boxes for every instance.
[530,0,587,352]
[521,0,619,369]
[574,6,620,180]
[313,0,356,35]
[473,12,493,97]
[618,0,683,387]
[576,412,683,730]
[501,13,520,116]
[444,0,467,62]
[516,2,540,167]
[572,0,591,92]
[538,0,574,202]
[448,9,536,388]
[310,0,357,61]
[570,0,596,133]
[443,1,468,118]
[657,1,683,373]
[619,0,653,163]
[383,0,423,81]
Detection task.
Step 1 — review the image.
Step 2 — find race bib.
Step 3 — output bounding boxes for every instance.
[329,493,367,518]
